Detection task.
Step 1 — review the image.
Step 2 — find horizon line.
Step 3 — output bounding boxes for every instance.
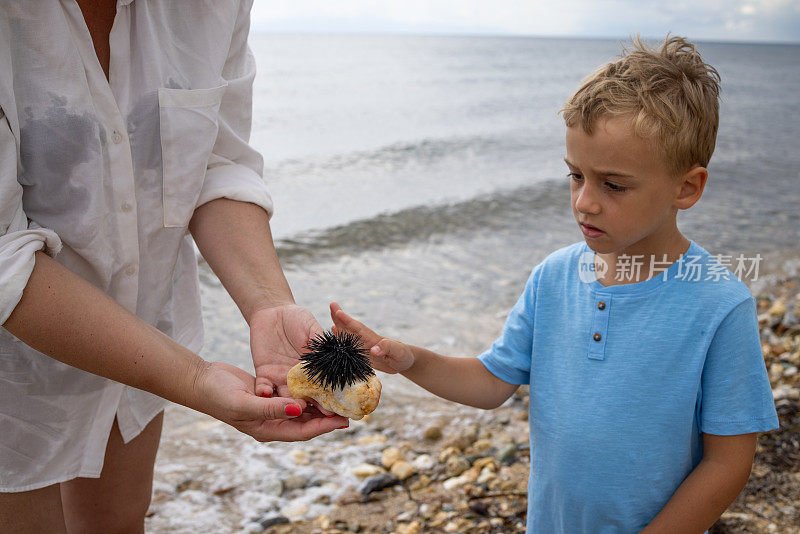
[249,30,800,47]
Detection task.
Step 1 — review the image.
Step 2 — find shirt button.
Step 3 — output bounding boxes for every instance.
[597,301,606,310]
[124,264,137,277]
[111,129,123,144]
[121,202,132,213]
[593,332,602,342]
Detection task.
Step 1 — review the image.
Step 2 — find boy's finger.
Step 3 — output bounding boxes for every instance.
[329,302,343,325]
[333,308,370,337]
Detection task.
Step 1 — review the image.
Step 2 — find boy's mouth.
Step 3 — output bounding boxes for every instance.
[580,222,605,237]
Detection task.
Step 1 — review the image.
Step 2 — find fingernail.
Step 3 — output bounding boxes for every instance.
[285,405,302,417]
[337,425,349,429]
[261,392,272,398]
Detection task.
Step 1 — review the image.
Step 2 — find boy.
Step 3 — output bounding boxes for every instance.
[330,36,778,533]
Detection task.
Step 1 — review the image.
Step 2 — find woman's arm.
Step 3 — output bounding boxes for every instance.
[639,432,756,533]
[330,302,519,410]
[189,198,332,405]
[3,251,348,441]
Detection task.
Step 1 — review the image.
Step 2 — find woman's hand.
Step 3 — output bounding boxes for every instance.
[249,303,336,416]
[249,304,320,398]
[192,361,348,442]
[329,302,415,374]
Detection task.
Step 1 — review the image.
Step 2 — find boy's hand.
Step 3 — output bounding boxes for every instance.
[329,302,415,374]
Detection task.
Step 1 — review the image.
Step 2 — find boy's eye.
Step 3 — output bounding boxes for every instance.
[605,181,626,192]
[567,172,583,181]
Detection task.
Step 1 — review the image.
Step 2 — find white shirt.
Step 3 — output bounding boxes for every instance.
[0,0,272,491]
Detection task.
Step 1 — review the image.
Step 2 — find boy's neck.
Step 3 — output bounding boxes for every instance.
[594,230,691,287]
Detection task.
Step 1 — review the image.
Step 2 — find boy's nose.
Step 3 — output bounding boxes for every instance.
[574,184,601,214]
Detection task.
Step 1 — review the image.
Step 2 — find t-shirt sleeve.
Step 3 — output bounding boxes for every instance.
[478,266,539,385]
[699,297,779,435]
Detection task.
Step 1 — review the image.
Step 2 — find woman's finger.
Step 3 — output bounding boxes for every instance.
[254,376,274,398]
[253,415,350,442]
[240,394,309,421]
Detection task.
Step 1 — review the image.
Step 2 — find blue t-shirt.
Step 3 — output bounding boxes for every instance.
[478,240,779,534]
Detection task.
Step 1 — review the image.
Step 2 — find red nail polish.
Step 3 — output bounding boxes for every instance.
[337,425,349,429]
[285,405,302,417]
[261,392,271,398]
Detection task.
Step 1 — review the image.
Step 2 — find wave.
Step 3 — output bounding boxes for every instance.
[274,180,571,265]
[264,132,533,179]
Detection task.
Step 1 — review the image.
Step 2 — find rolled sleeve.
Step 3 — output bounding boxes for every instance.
[196,1,272,217]
[0,108,61,324]
[478,266,540,385]
[699,297,779,435]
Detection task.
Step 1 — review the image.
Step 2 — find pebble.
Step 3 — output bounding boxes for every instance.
[359,473,400,496]
[471,439,493,453]
[438,446,460,462]
[282,475,308,492]
[390,460,415,481]
[352,463,384,478]
[781,309,799,328]
[445,455,471,477]
[442,474,472,491]
[770,363,784,380]
[477,467,497,484]
[409,474,431,490]
[395,521,421,534]
[773,384,800,401]
[495,443,518,464]
[289,450,309,465]
[381,447,403,469]
[412,454,436,471]
[282,502,309,520]
[473,457,496,471]
[768,300,787,317]
[423,425,443,440]
[357,434,388,446]
[257,515,289,529]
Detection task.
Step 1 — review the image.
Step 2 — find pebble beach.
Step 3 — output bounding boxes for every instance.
[144,269,800,534]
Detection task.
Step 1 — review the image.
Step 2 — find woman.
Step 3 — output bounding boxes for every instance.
[0,1,346,532]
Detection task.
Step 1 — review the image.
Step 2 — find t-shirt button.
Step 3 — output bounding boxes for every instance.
[124,264,137,277]
[111,129,123,144]
[597,301,606,310]
[593,332,602,342]
[121,202,133,213]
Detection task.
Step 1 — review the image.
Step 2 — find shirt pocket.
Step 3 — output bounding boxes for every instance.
[157,83,228,228]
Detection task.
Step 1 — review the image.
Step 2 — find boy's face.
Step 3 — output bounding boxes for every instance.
[564,116,685,258]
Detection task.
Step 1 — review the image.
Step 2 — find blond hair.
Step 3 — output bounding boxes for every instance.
[561,35,721,176]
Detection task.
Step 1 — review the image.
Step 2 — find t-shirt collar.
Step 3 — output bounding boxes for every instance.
[584,240,700,295]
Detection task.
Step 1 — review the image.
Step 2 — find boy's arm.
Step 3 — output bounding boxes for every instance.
[398,345,519,409]
[330,303,519,409]
[639,432,757,534]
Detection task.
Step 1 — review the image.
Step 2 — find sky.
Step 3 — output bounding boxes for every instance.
[250,0,800,44]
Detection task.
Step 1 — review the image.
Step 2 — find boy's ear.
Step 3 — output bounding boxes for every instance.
[674,166,708,210]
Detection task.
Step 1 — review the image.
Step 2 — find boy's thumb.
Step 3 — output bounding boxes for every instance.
[373,339,396,357]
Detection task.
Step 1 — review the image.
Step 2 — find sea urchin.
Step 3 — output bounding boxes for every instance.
[300,330,375,390]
